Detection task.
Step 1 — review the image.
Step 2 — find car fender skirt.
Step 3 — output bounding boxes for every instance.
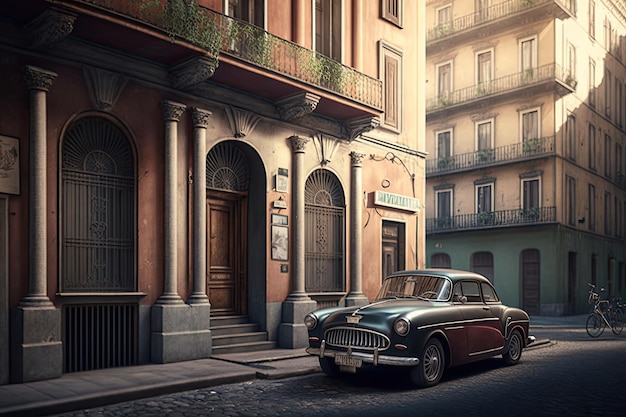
[306,346,420,367]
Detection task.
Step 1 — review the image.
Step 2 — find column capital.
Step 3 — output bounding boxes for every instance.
[190,107,212,128]
[161,100,187,122]
[288,135,309,153]
[22,65,57,92]
[350,151,366,166]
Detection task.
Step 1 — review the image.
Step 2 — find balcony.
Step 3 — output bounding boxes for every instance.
[427,0,575,52]
[427,64,576,117]
[426,206,557,234]
[427,135,555,177]
[8,0,382,121]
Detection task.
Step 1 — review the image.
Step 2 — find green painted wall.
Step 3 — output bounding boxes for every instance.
[426,224,626,315]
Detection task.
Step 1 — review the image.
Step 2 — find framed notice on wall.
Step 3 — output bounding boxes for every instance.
[271,225,288,261]
[0,136,20,195]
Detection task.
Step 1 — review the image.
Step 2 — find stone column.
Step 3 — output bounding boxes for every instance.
[158,100,186,305]
[279,136,317,348]
[188,107,211,305]
[345,152,368,306]
[153,100,210,363]
[12,65,62,382]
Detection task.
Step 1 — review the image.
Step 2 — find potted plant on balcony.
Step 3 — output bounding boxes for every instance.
[438,155,455,169]
[519,207,540,221]
[522,138,540,154]
[476,149,494,163]
[477,211,495,226]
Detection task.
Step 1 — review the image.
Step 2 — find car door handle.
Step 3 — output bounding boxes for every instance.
[482,306,490,311]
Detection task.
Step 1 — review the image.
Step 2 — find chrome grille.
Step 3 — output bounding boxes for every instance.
[324,327,390,351]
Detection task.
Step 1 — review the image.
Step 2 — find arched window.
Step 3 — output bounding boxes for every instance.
[471,251,494,282]
[305,169,345,293]
[430,253,451,268]
[60,116,135,292]
[206,142,249,192]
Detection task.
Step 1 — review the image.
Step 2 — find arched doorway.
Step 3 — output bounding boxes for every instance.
[205,141,266,318]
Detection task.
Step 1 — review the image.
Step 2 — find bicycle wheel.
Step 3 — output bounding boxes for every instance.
[586,313,604,337]
[611,309,624,335]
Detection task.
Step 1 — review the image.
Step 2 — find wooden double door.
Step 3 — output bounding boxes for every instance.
[207,192,247,316]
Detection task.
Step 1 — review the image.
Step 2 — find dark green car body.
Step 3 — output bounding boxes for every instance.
[305,269,532,387]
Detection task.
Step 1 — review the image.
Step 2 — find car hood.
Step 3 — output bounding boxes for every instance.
[319,298,441,328]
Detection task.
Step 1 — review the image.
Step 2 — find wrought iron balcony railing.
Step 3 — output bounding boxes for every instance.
[77,0,383,110]
[427,63,575,114]
[427,135,555,176]
[427,0,574,43]
[426,206,556,234]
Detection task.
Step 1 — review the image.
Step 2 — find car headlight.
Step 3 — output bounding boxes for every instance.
[394,317,410,336]
[304,314,318,330]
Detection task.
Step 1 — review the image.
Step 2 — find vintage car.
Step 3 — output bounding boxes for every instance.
[305,269,534,387]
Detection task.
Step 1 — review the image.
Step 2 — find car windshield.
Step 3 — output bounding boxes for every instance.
[376,274,452,301]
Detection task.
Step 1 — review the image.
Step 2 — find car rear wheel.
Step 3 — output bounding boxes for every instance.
[319,357,341,378]
[409,338,445,388]
[502,329,523,366]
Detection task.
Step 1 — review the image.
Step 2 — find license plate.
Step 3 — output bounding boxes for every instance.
[335,354,362,367]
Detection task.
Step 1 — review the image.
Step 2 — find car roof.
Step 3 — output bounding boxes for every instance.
[386,268,492,284]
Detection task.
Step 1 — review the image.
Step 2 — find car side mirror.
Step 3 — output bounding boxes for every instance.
[460,296,467,304]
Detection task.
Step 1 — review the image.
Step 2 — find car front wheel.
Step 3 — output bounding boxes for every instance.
[502,329,523,366]
[409,338,445,388]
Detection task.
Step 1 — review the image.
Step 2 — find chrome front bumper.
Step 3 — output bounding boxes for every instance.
[306,341,420,367]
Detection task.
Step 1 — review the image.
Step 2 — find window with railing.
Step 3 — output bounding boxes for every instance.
[315,0,342,61]
[437,129,452,160]
[436,188,453,226]
[227,0,264,27]
[437,61,452,99]
[476,182,494,213]
[521,177,540,211]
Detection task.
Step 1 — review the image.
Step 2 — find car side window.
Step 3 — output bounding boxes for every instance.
[460,281,481,303]
[481,282,499,303]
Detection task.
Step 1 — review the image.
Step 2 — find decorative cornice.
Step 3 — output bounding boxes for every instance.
[288,135,309,153]
[23,7,76,50]
[350,151,366,166]
[83,66,128,111]
[190,107,212,128]
[169,56,218,90]
[225,106,260,138]
[276,92,320,121]
[22,65,57,91]
[344,116,380,141]
[161,100,187,122]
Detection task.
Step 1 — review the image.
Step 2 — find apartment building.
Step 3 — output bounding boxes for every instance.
[0,0,425,384]
[425,0,626,316]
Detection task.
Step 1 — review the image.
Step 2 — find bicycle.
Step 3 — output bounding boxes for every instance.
[585,283,624,337]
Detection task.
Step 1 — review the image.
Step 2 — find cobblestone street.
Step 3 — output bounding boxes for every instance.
[53,327,626,417]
